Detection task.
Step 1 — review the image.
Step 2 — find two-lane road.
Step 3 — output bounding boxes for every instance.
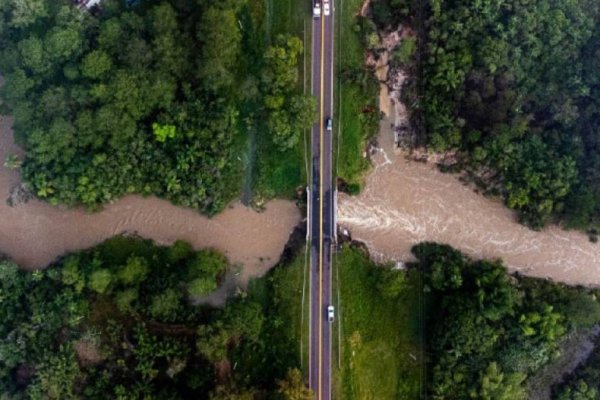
[309,1,335,399]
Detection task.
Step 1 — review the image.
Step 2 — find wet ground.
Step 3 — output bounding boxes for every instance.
[0,115,300,287]
[338,116,600,286]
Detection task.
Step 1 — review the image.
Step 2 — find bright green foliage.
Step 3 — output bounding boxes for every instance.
[471,362,526,400]
[117,256,149,285]
[152,122,176,143]
[188,277,217,297]
[88,269,113,294]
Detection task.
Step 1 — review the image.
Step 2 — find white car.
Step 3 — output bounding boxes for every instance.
[327,305,335,323]
[313,2,321,17]
[324,0,330,16]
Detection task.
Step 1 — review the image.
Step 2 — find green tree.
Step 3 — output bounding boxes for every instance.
[277,368,313,400]
[148,288,182,320]
[152,123,177,143]
[5,0,48,28]
[471,362,526,400]
[117,256,149,285]
[88,269,113,294]
[188,277,217,297]
[27,347,81,400]
[81,50,112,80]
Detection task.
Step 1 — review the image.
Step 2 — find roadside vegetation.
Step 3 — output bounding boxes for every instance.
[336,0,381,192]
[335,242,600,399]
[417,0,600,231]
[0,235,311,398]
[0,0,314,214]
[253,0,315,200]
[336,245,422,399]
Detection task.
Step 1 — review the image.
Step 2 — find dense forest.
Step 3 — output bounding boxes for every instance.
[0,236,312,399]
[411,242,600,399]
[0,0,314,214]
[365,0,600,231]
[419,0,600,230]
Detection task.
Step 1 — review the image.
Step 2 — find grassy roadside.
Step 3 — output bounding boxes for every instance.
[334,245,422,399]
[241,244,310,384]
[252,0,313,200]
[335,0,380,191]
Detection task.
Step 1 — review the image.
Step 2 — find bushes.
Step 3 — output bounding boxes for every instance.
[0,0,313,212]
[0,237,310,398]
[412,242,600,399]
[419,0,600,229]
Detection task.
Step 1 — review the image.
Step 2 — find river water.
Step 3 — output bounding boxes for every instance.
[0,115,301,286]
[338,117,600,286]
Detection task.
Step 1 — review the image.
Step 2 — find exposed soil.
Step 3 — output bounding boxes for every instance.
[338,115,600,286]
[74,340,104,367]
[0,115,300,287]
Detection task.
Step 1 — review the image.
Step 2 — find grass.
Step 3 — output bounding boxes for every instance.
[335,0,380,188]
[334,245,422,399]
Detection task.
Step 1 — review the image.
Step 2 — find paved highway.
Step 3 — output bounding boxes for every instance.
[308,1,335,399]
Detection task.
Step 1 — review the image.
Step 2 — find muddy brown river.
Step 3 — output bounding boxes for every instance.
[0,115,301,286]
[338,117,600,286]
[2,106,599,286]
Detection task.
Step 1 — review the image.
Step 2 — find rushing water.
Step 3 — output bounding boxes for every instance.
[338,117,600,286]
[0,115,300,286]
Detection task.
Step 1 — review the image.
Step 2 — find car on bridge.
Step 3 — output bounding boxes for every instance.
[313,1,321,17]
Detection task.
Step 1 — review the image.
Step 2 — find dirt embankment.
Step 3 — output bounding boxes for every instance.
[0,115,301,287]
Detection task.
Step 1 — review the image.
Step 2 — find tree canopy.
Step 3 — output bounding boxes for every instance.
[0,0,314,214]
[0,236,310,398]
[418,0,600,229]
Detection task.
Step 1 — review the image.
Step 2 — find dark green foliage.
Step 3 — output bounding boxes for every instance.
[0,0,313,213]
[554,344,600,400]
[412,242,600,399]
[0,237,308,398]
[420,0,600,229]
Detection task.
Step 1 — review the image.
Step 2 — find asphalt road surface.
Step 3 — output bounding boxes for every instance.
[309,2,335,399]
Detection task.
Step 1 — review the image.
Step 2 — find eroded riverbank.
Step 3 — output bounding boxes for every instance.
[0,115,301,286]
[338,116,600,286]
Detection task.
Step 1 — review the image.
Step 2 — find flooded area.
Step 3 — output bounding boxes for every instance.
[0,115,301,286]
[338,115,600,286]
